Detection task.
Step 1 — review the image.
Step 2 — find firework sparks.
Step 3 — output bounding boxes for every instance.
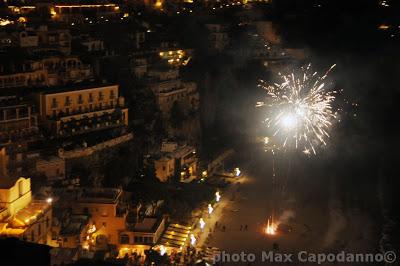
[258,64,339,154]
[265,218,277,235]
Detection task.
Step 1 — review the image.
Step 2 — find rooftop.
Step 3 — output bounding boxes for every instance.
[59,214,89,236]
[39,82,117,95]
[55,188,122,205]
[127,217,163,233]
[1,200,51,232]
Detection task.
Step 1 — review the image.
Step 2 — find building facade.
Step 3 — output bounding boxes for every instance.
[148,67,199,116]
[35,84,128,137]
[0,177,52,244]
[118,216,166,258]
[55,188,127,247]
[154,142,198,182]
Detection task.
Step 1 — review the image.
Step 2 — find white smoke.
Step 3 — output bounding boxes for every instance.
[277,209,295,225]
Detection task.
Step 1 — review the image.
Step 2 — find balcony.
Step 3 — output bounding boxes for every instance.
[49,101,124,120]
[57,108,127,137]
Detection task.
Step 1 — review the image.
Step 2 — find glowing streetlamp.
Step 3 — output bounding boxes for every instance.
[190,234,196,246]
[208,204,214,214]
[160,245,167,255]
[46,197,53,204]
[234,167,241,177]
[215,191,221,202]
[199,218,205,229]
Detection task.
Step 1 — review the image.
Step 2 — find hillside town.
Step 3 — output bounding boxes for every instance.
[1,0,399,265]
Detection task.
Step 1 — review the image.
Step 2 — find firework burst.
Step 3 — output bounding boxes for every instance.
[257,64,339,154]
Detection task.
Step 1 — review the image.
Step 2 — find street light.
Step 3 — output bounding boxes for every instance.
[234,167,241,177]
[190,234,196,246]
[215,191,221,202]
[46,197,53,204]
[160,245,167,255]
[208,204,214,214]
[199,218,205,229]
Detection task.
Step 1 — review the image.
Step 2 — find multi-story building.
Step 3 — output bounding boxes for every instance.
[0,96,40,177]
[0,60,48,89]
[13,25,71,55]
[118,216,166,257]
[55,213,91,248]
[0,177,52,244]
[172,144,198,182]
[55,188,127,248]
[0,55,92,90]
[154,141,198,182]
[41,55,92,86]
[50,3,122,24]
[148,67,199,116]
[0,96,39,146]
[205,23,230,51]
[0,25,71,54]
[131,57,148,79]
[35,84,128,138]
[154,155,175,182]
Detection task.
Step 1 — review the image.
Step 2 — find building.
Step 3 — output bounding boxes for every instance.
[0,177,52,244]
[0,96,39,146]
[35,84,128,138]
[12,25,71,55]
[154,155,175,182]
[148,67,199,116]
[0,59,48,89]
[55,188,127,247]
[0,96,40,177]
[0,54,92,90]
[131,57,148,79]
[41,55,93,86]
[205,23,230,51]
[56,214,90,248]
[50,3,122,24]
[173,145,198,182]
[154,142,198,182]
[118,216,166,258]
